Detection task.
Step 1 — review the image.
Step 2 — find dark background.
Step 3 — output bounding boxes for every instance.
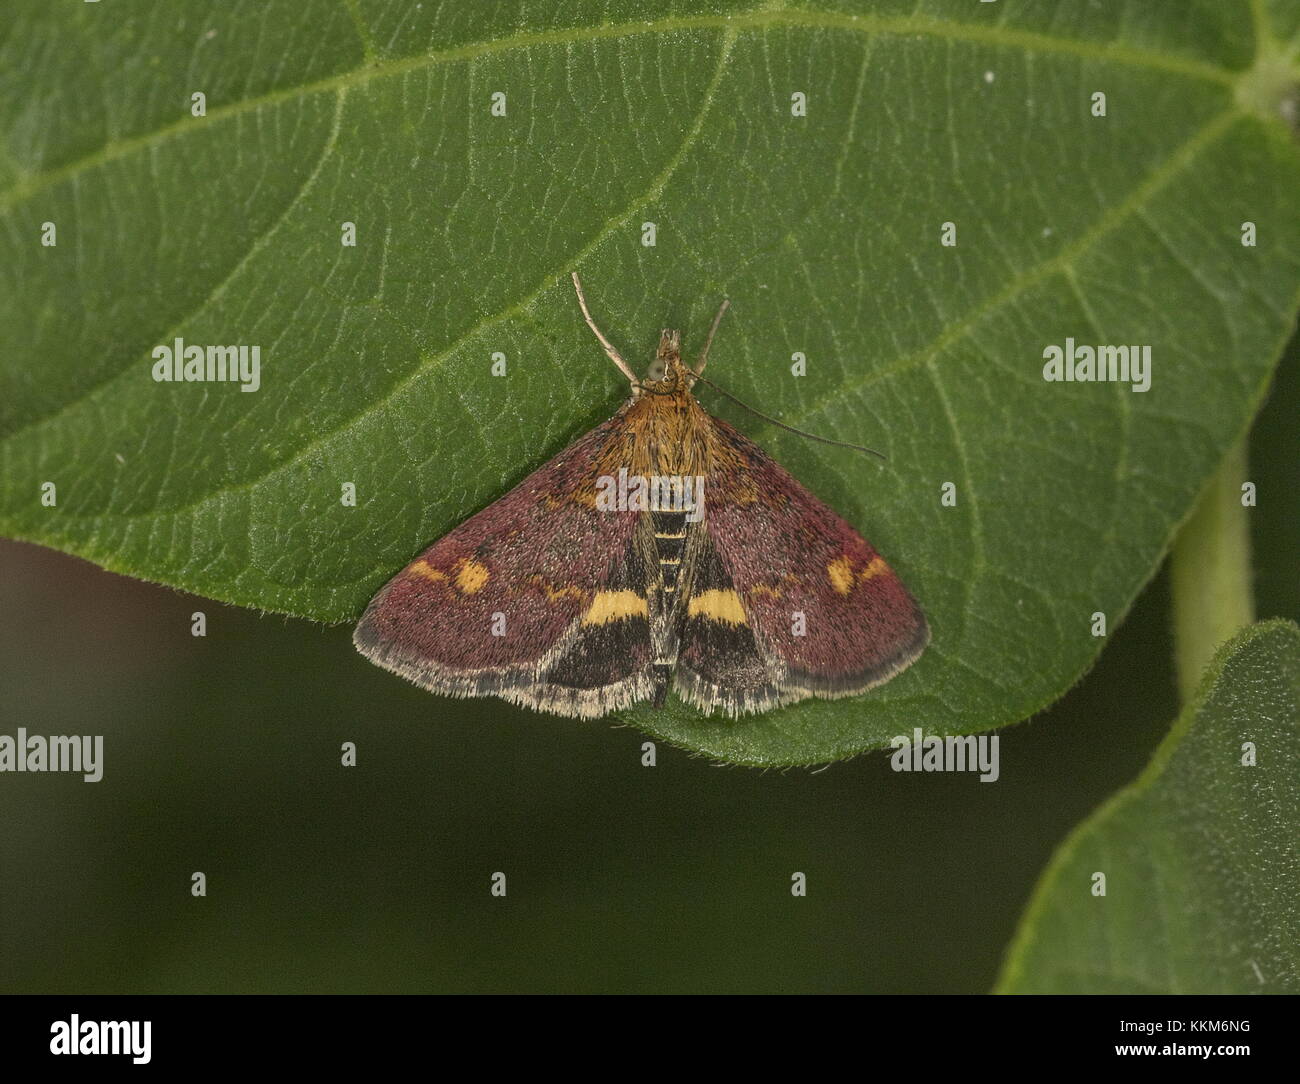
[0,332,1294,994]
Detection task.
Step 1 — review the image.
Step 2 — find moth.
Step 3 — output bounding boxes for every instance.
[354,274,929,718]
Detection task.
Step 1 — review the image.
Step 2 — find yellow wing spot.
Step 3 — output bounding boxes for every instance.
[687,588,748,625]
[409,560,447,583]
[828,554,890,594]
[455,558,490,594]
[858,555,889,582]
[583,590,648,625]
[749,583,783,599]
[531,577,586,602]
[827,556,855,595]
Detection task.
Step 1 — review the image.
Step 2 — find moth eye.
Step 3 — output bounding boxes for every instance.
[646,359,666,381]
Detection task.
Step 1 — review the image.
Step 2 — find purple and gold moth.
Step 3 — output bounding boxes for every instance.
[353,274,929,718]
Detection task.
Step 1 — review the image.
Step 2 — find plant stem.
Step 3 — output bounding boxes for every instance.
[1169,439,1255,704]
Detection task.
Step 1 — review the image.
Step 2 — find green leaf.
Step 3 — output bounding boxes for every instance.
[2,2,1299,764]
[997,619,1300,994]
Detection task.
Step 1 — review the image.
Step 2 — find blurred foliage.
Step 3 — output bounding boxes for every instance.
[999,620,1300,994]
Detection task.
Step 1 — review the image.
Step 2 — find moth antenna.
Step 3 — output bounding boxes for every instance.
[570,271,638,386]
[692,298,730,376]
[693,374,887,461]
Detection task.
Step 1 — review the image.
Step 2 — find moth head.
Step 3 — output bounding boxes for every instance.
[644,329,686,387]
